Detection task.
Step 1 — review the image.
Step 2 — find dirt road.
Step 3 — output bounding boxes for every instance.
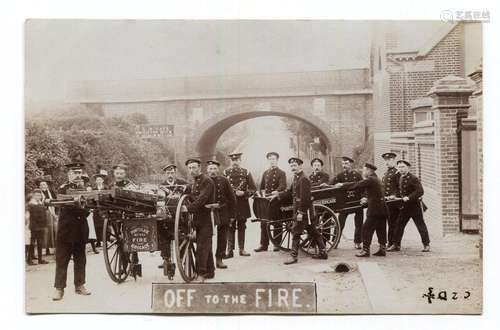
[25,216,481,314]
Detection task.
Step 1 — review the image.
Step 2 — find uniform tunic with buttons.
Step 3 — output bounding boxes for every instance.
[211,175,236,225]
[309,170,330,187]
[260,167,287,194]
[382,167,400,197]
[279,171,313,220]
[258,166,287,247]
[223,167,256,219]
[330,169,363,185]
[56,182,90,243]
[342,174,387,217]
[394,172,430,246]
[342,173,388,247]
[54,182,90,289]
[382,166,401,246]
[399,173,424,210]
[329,169,364,201]
[187,174,216,231]
[187,173,216,275]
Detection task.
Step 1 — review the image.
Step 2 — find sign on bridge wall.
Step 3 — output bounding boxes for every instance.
[136,124,174,138]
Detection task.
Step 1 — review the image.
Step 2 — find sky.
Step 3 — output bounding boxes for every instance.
[220,117,296,182]
[25,20,449,103]
[25,20,372,103]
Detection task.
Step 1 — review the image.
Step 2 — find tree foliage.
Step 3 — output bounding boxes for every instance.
[25,108,175,193]
[281,117,328,155]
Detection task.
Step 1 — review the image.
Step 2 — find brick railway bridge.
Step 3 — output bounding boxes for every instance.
[66,69,373,173]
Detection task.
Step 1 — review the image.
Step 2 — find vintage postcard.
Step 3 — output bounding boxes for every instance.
[24,19,483,314]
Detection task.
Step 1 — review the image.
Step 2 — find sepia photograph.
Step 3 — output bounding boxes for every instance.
[23,18,484,315]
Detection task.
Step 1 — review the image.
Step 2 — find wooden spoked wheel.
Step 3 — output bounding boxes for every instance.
[103,217,131,283]
[174,194,197,283]
[300,204,341,255]
[267,219,296,251]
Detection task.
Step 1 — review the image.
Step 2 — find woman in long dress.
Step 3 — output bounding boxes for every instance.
[37,176,57,256]
[91,170,109,247]
[25,206,32,265]
[82,174,99,254]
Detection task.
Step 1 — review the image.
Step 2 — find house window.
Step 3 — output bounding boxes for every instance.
[414,110,434,125]
[415,112,427,123]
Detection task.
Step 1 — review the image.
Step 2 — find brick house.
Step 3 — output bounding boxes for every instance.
[371,22,483,238]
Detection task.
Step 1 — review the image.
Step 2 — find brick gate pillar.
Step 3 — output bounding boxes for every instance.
[468,63,483,258]
[427,75,474,234]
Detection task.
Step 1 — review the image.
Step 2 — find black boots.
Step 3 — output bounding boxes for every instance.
[223,251,234,259]
[237,229,247,253]
[373,245,386,256]
[26,246,34,265]
[356,246,370,257]
[254,246,268,252]
[90,241,99,254]
[285,237,300,264]
[30,244,48,264]
[312,250,328,259]
[52,288,64,301]
[387,244,401,252]
[216,257,227,269]
[75,285,91,295]
[239,250,251,256]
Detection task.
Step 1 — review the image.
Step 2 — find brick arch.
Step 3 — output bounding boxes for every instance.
[193,108,338,168]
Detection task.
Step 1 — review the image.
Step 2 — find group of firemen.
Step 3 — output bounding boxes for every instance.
[49,150,430,299]
[180,151,430,277]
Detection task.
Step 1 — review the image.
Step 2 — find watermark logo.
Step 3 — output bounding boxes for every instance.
[441,10,490,23]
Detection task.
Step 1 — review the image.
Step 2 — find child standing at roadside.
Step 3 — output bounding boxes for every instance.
[27,189,49,264]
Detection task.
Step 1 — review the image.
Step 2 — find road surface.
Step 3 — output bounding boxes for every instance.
[25,215,481,314]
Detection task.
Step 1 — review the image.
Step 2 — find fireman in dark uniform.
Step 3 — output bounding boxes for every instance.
[328,156,364,249]
[161,164,188,186]
[52,154,91,301]
[223,153,256,258]
[388,160,431,252]
[273,157,328,264]
[381,152,400,247]
[160,163,189,195]
[184,158,216,282]
[206,160,236,269]
[309,158,330,187]
[335,163,387,257]
[255,152,287,252]
[158,164,189,270]
[109,163,140,267]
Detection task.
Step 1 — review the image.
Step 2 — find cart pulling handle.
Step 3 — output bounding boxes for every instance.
[204,203,221,209]
[204,203,223,230]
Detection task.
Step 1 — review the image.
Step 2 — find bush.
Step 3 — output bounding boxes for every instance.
[25,108,175,191]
